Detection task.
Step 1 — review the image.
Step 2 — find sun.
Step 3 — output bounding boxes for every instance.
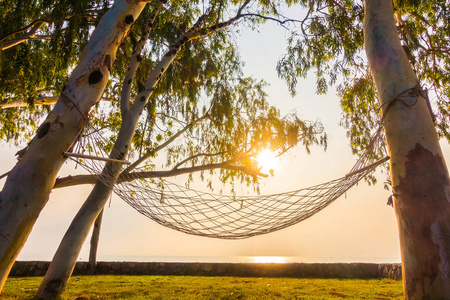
[249,256,289,264]
[256,149,279,174]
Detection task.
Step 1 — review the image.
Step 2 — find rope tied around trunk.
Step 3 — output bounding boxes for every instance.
[378,82,434,122]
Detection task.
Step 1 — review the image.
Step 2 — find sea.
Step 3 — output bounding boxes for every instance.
[80,255,401,264]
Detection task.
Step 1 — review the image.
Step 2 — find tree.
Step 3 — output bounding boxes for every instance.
[275,0,450,297]
[0,0,326,297]
[2,0,449,298]
[35,2,328,297]
[0,0,150,292]
[365,0,450,297]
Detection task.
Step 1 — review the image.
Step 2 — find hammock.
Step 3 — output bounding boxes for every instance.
[69,125,388,239]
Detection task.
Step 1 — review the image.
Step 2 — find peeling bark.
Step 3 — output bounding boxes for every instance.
[395,144,450,298]
[364,0,450,298]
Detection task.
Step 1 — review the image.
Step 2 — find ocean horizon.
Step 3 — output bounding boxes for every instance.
[18,255,401,264]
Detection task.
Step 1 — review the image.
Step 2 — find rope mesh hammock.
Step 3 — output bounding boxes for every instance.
[69,124,388,239]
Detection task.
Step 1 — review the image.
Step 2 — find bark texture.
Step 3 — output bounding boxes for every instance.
[364,0,450,298]
[0,0,146,294]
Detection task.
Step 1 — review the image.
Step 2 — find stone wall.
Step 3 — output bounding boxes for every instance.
[10,261,402,280]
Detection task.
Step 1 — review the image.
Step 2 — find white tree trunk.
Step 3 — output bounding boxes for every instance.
[35,184,114,298]
[35,110,141,299]
[35,14,221,296]
[364,0,450,298]
[0,0,147,293]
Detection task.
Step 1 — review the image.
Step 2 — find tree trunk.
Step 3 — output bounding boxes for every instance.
[35,113,140,299]
[0,0,146,294]
[36,9,240,298]
[364,0,450,298]
[35,183,114,298]
[89,209,104,275]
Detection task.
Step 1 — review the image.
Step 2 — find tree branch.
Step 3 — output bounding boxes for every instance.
[124,113,211,172]
[172,151,227,170]
[1,21,48,50]
[120,162,267,182]
[54,159,266,189]
[0,96,58,109]
[0,95,115,109]
[239,13,304,28]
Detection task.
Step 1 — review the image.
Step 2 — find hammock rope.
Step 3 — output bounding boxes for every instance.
[69,124,388,239]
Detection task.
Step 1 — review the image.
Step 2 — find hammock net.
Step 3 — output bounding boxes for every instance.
[69,125,388,240]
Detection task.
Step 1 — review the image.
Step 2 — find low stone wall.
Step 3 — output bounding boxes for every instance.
[10,261,402,280]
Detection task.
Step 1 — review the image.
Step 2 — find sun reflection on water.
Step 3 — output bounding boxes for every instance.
[248,256,290,264]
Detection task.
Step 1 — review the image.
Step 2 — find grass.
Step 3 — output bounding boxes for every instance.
[2,275,403,299]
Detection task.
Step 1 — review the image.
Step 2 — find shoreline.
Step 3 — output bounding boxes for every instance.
[10,261,402,280]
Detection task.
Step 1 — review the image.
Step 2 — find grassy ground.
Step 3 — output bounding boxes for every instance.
[2,275,403,299]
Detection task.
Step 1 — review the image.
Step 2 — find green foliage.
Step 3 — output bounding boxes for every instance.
[0,106,49,143]
[276,0,450,157]
[393,0,450,140]
[2,275,403,300]
[95,1,327,190]
[0,0,111,143]
[277,1,364,96]
[0,0,327,190]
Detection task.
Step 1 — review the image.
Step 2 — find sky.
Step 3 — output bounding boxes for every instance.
[1,6,449,263]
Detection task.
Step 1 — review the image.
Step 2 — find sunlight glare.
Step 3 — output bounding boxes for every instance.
[256,149,279,174]
[249,256,289,263]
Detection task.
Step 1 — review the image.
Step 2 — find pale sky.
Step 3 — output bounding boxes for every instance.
[1,6,449,263]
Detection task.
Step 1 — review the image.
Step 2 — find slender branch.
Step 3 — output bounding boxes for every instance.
[54,174,99,188]
[125,113,211,172]
[172,151,227,170]
[120,0,166,115]
[155,112,190,126]
[0,171,11,180]
[29,34,54,40]
[0,95,115,109]
[0,19,50,44]
[239,13,304,27]
[63,152,131,164]
[0,96,58,109]
[395,11,415,43]
[1,21,47,50]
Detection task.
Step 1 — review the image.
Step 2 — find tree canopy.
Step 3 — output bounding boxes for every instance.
[2,1,450,298]
[276,0,450,156]
[3,0,448,169]
[0,0,112,141]
[0,0,327,191]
